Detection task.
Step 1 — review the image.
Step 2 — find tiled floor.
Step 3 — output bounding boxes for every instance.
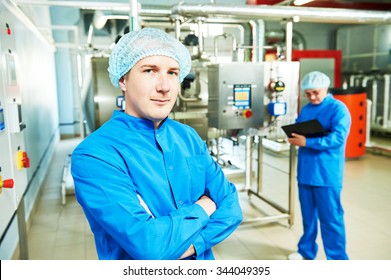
[26,136,391,260]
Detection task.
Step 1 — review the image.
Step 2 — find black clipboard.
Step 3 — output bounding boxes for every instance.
[281,119,326,138]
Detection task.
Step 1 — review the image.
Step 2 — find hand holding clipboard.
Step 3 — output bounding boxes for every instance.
[281,119,326,138]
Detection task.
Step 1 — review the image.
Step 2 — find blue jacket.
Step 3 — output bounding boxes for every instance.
[71,111,242,260]
[296,94,351,187]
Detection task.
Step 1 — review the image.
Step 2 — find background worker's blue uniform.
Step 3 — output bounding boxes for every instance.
[71,111,242,260]
[295,94,351,260]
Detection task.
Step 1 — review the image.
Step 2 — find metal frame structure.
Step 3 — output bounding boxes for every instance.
[242,136,297,227]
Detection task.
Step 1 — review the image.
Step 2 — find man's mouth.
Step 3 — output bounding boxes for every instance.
[151,98,170,103]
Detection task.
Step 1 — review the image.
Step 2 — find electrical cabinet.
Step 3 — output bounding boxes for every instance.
[0,15,29,240]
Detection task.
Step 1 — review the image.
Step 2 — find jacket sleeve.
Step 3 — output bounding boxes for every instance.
[304,104,351,151]
[71,151,210,260]
[191,143,243,256]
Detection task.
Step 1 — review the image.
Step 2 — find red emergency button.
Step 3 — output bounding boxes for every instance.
[0,176,14,190]
[243,109,253,118]
[3,179,14,188]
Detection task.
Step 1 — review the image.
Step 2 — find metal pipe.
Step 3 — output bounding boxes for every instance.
[245,136,252,190]
[372,79,378,126]
[257,136,263,194]
[285,19,293,62]
[288,143,297,227]
[266,29,306,50]
[173,15,182,40]
[241,213,290,225]
[196,17,205,58]
[87,22,94,46]
[178,90,200,103]
[383,74,390,129]
[16,1,391,24]
[249,19,265,62]
[172,3,391,24]
[213,33,237,60]
[129,0,139,31]
[15,0,173,17]
[15,0,131,11]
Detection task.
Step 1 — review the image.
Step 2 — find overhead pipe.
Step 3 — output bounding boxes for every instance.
[285,19,293,62]
[14,0,133,11]
[15,1,391,24]
[172,15,183,40]
[15,0,173,17]
[249,20,265,63]
[129,0,140,31]
[265,30,306,50]
[172,3,391,25]
[196,17,206,59]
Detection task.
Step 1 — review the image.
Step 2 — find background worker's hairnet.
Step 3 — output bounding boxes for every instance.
[108,28,192,88]
[300,71,331,90]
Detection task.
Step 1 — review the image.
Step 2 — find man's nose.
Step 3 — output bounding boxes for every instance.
[156,74,170,93]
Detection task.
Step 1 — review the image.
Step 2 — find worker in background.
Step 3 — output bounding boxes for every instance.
[287,71,351,260]
[71,28,242,260]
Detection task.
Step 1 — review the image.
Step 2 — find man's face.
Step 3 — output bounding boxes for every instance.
[119,55,180,129]
[304,87,328,105]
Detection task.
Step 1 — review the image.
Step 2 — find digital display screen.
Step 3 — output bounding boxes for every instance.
[233,84,251,109]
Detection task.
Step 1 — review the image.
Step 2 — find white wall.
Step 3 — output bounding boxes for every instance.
[0,3,59,259]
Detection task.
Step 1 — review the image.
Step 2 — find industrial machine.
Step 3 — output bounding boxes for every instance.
[207,62,265,130]
[201,61,299,226]
[207,61,299,136]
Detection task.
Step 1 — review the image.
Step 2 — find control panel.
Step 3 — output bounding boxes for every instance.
[207,63,265,130]
[0,16,29,238]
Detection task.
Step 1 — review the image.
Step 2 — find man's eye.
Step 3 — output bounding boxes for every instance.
[169,71,179,76]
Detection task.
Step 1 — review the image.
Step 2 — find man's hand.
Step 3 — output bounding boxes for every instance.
[178,196,217,260]
[287,133,306,147]
[179,244,195,259]
[195,195,216,217]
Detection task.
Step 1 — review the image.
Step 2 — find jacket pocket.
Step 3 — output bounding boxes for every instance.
[186,154,206,199]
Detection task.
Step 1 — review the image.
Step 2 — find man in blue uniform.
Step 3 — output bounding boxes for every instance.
[71,28,242,260]
[287,71,351,260]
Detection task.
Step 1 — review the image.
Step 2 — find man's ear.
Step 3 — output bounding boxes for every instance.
[119,76,127,91]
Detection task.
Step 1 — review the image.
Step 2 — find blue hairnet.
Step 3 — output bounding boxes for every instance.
[300,71,331,90]
[108,28,192,88]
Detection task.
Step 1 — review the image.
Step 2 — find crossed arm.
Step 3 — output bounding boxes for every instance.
[179,195,217,259]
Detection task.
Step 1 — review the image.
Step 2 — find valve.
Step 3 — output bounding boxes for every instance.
[17,150,30,169]
[268,80,286,93]
[0,176,14,194]
[274,80,285,92]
